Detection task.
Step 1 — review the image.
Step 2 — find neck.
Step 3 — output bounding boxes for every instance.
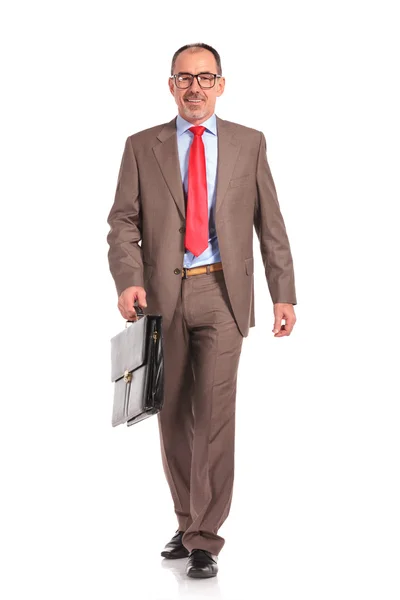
[179,112,214,126]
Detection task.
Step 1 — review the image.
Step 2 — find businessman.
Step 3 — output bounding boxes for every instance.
[106,42,297,578]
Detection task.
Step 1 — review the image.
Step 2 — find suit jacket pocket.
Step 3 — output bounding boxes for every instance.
[244,257,254,276]
[229,174,250,188]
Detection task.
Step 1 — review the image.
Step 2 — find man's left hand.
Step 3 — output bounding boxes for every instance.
[272,303,296,337]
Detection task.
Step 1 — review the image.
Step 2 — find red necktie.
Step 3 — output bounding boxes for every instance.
[185,126,208,257]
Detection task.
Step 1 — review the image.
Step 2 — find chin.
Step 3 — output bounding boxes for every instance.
[183,106,207,120]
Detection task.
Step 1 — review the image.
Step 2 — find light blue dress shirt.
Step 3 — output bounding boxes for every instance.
[176,113,221,269]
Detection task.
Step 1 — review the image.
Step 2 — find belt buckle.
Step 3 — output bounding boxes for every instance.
[182,267,188,279]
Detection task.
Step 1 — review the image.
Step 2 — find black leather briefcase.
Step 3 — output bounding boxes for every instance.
[110,307,164,427]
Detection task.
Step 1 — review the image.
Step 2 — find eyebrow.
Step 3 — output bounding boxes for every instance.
[176,71,215,75]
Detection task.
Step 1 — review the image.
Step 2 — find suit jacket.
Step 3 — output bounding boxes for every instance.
[106,114,297,338]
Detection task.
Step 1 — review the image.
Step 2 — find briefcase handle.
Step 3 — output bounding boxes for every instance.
[125,303,145,328]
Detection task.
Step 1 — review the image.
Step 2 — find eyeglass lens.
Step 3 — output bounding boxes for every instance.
[175,73,216,89]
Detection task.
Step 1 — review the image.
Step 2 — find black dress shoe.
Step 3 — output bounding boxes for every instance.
[161,530,189,559]
[186,549,218,578]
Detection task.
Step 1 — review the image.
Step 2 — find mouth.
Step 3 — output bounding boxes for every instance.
[185,98,204,105]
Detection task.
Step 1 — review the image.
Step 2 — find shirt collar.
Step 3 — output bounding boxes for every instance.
[176,112,217,136]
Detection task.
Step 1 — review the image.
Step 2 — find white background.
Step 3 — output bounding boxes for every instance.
[1,1,399,599]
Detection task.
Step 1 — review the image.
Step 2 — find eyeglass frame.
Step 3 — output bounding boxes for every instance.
[169,72,223,89]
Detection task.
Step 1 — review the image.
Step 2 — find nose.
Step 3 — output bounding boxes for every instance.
[189,76,202,93]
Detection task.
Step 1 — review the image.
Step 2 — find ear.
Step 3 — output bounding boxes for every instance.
[168,77,175,96]
[216,77,225,97]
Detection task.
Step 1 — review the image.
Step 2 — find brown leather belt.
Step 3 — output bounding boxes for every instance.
[181,261,223,279]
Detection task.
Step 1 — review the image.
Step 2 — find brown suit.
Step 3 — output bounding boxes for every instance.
[107,114,297,554]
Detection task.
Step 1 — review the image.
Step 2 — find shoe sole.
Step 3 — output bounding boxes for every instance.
[161,550,190,559]
[186,570,218,578]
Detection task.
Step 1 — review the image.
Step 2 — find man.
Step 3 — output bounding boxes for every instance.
[106,42,297,579]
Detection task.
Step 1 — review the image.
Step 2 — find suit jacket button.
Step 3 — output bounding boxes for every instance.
[179,226,185,233]
[174,268,181,275]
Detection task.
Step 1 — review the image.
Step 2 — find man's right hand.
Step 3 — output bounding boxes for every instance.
[117,286,147,321]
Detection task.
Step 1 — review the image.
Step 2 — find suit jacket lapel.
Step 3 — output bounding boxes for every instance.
[215,115,241,214]
[153,116,185,219]
[152,114,241,221]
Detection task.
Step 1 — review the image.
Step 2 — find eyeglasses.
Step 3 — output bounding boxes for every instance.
[170,72,222,89]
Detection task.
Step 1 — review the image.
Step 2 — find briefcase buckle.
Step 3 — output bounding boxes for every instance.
[123,369,132,383]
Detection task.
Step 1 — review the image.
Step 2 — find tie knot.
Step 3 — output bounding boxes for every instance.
[189,126,206,137]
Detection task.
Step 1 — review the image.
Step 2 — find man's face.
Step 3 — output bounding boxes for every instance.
[168,49,225,124]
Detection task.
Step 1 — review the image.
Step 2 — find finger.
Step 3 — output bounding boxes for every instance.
[118,301,137,321]
[272,315,282,334]
[284,316,296,335]
[137,289,147,308]
[274,328,289,337]
[126,306,138,319]
[273,324,286,337]
[126,292,140,318]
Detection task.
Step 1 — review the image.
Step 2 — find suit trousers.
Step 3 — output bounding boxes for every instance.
[157,267,244,556]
